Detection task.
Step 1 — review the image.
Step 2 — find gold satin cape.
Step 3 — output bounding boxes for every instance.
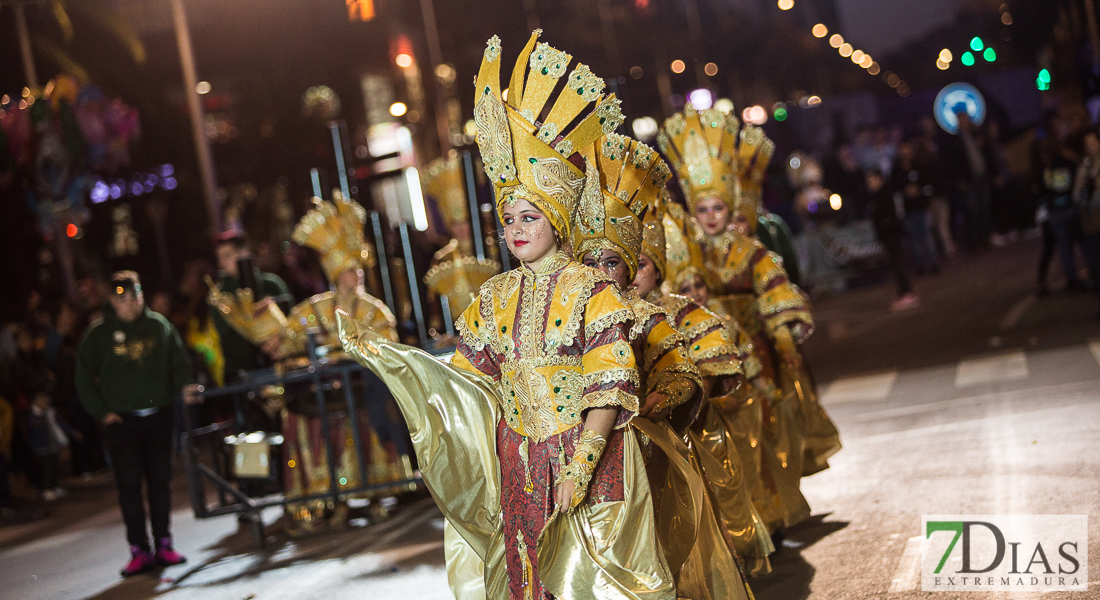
[337,311,675,600]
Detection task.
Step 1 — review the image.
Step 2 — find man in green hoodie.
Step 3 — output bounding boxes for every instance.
[76,271,201,577]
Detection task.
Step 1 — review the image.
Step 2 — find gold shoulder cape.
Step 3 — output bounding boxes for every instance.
[337,311,674,600]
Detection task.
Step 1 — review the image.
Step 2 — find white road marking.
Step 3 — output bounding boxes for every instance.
[887,536,922,593]
[849,379,1100,423]
[1088,339,1100,368]
[999,295,1035,330]
[820,371,898,404]
[954,350,1028,388]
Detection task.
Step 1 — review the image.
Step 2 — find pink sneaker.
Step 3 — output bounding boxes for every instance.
[155,538,187,566]
[121,546,156,577]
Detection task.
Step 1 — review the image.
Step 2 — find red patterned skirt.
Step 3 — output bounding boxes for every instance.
[496,418,627,599]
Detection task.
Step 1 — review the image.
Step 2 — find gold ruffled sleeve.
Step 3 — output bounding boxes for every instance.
[579,282,641,417]
[337,311,502,561]
[452,292,502,382]
[630,300,701,415]
[753,248,814,337]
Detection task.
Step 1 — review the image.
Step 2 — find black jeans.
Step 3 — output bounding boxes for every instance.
[104,410,174,549]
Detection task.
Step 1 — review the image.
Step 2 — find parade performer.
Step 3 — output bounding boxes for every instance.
[658,104,816,530]
[422,155,501,336]
[207,194,416,534]
[209,231,293,383]
[728,180,840,477]
[339,30,674,599]
[572,131,754,597]
[634,198,775,576]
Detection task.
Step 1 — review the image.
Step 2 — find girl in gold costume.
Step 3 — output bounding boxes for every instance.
[571,132,754,599]
[632,197,775,576]
[657,104,839,532]
[339,31,674,600]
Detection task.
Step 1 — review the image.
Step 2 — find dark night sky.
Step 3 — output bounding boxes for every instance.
[837,0,961,55]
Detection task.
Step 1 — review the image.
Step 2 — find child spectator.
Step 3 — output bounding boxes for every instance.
[27,391,79,501]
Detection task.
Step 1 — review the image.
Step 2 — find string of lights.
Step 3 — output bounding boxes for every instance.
[811,22,909,97]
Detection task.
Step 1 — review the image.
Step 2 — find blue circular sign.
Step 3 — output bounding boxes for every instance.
[934,83,986,135]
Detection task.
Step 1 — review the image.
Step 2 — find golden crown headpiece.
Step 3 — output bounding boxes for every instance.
[292,192,376,284]
[733,124,776,220]
[423,155,469,229]
[661,200,713,295]
[658,103,742,214]
[474,30,625,239]
[424,256,502,322]
[640,190,669,281]
[571,133,671,280]
[205,276,287,345]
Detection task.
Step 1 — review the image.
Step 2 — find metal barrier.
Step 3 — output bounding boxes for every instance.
[180,358,422,546]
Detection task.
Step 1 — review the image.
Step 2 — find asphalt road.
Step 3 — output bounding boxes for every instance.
[3,238,1098,600]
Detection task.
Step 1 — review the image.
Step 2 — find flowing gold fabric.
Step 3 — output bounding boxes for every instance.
[791,373,841,476]
[689,401,774,577]
[338,311,675,600]
[635,418,752,600]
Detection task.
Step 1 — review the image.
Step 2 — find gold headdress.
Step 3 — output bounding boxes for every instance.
[661,199,712,295]
[640,191,669,280]
[205,276,287,345]
[474,30,625,239]
[733,124,776,229]
[571,133,671,280]
[658,103,741,213]
[424,256,502,322]
[423,155,468,229]
[292,193,376,284]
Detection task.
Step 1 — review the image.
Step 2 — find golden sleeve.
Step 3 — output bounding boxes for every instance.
[452,292,500,381]
[638,311,701,414]
[751,248,815,338]
[579,282,640,418]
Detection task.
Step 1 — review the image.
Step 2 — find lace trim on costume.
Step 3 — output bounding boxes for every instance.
[584,307,634,342]
[693,342,744,365]
[499,354,582,372]
[644,333,686,372]
[582,387,640,413]
[696,359,745,379]
[682,317,723,342]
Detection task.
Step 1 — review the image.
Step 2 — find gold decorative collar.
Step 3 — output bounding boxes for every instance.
[521,251,571,276]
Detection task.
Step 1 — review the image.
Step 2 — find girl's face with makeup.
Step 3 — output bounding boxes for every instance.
[630,254,659,298]
[695,196,731,236]
[581,249,630,289]
[677,274,709,305]
[502,197,559,265]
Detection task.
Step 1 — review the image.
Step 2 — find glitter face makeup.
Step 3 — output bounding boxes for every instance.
[581,249,630,289]
[502,197,560,268]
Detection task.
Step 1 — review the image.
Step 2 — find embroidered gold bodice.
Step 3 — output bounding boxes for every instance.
[453,253,640,441]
